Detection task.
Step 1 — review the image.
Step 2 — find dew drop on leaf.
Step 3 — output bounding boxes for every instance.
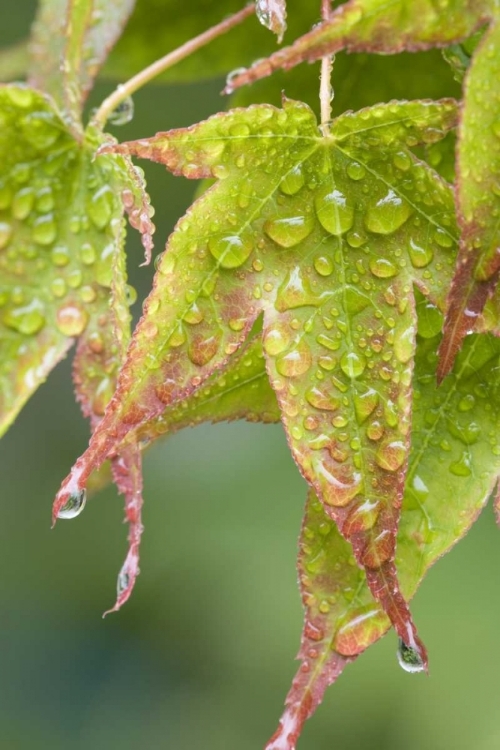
[57,488,87,520]
[340,351,366,378]
[365,189,411,234]
[0,221,12,249]
[208,233,252,268]
[264,214,315,247]
[280,165,305,195]
[315,186,354,235]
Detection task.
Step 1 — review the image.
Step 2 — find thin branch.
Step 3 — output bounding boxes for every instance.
[319,0,333,132]
[91,4,255,129]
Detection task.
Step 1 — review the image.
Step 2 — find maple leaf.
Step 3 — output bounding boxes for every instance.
[223,0,494,92]
[438,20,500,379]
[267,324,500,750]
[54,97,459,663]
[29,0,136,126]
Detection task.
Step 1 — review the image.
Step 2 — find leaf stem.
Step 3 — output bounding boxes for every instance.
[319,0,333,133]
[91,3,255,129]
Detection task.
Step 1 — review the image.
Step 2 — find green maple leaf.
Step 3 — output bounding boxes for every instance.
[438,20,500,378]
[266,325,500,750]
[54,97,460,662]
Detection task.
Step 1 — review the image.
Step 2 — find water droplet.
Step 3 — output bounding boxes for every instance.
[306,386,339,411]
[343,500,380,536]
[393,151,411,171]
[0,221,12,249]
[56,304,88,336]
[3,298,45,335]
[375,440,406,472]
[108,95,134,125]
[354,388,378,422]
[263,325,290,356]
[275,267,320,310]
[314,459,362,506]
[0,182,12,209]
[280,165,305,195]
[369,257,398,278]
[51,245,70,267]
[276,340,312,377]
[458,394,475,412]
[57,488,87,519]
[397,638,425,674]
[362,529,393,567]
[314,255,334,277]
[417,300,442,339]
[264,214,314,248]
[340,351,366,378]
[346,161,366,180]
[409,238,433,268]
[208,233,252,268]
[12,186,34,220]
[394,324,415,363]
[183,302,204,325]
[88,185,114,229]
[365,189,411,234]
[333,605,388,656]
[32,214,57,245]
[449,450,472,476]
[315,186,354,235]
[80,242,96,265]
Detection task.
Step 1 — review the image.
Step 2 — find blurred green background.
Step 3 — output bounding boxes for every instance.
[1,4,500,749]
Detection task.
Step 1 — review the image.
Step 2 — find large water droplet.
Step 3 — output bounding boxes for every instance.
[343,499,380,536]
[88,185,114,229]
[397,638,425,674]
[3,298,45,335]
[305,385,339,411]
[32,214,57,245]
[280,165,305,195]
[333,605,388,656]
[275,267,320,310]
[375,440,406,472]
[315,186,354,235]
[408,237,433,268]
[208,233,252,268]
[12,186,34,220]
[56,304,89,336]
[57,489,87,519]
[264,214,314,248]
[369,257,398,278]
[340,351,366,378]
[365,189,411,234]
[263,325,290,356]
[276,340,312,377]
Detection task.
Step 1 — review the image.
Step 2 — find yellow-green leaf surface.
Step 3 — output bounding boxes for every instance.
[225,0,494,92]
[54,98,460,661]
[438,21,500,378]
[0,84,140,440]
[267,327,500,750]
[29,0,136,123]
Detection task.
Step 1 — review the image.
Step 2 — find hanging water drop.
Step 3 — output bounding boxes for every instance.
[57,488,87,520]
[315,186,354,235]
[108,95,134,126]
[396,638,426,674]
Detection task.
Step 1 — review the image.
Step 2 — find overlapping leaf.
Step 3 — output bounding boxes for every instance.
[438,20,500,378]
[54,97,460,662]
[29,0,136,124]
[267,326,500,750]
[224,0,494,92]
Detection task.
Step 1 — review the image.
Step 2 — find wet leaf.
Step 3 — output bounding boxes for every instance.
[29,0,136,123]
[267,327,500,750]
[55,97,459,660]
[438,21,500,379]
[88,332,280,496]
[225,0,493,92]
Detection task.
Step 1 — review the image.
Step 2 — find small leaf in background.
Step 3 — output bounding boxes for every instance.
[256,0,287,43]
[54,98,459,661]
[224,0,492,91]
[29,0,136,124]
[267,326,500,750]
[438,21,500,379]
